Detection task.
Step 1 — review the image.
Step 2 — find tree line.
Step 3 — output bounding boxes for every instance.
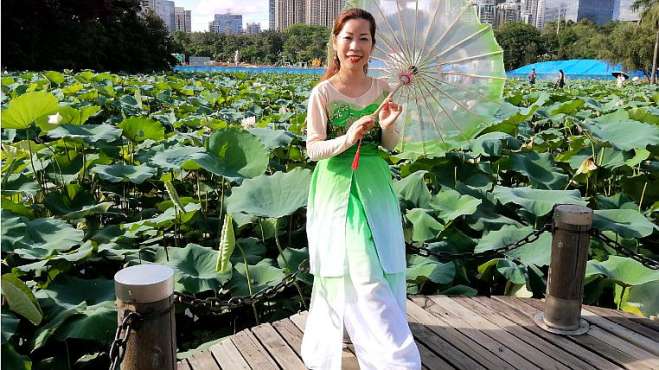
[2,0,176,73]
[2,0,657,82]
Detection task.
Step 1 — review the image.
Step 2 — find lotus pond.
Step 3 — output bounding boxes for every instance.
[1,71,658,369]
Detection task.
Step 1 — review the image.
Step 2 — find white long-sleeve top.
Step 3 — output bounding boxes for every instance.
[305,77,401,161]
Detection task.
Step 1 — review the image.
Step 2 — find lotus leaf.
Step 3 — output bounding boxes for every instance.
[151,243,231,293]
[48,124,121,143]
[592,209,655,238]
[405,208,444,242]
[226,167,311,218]
[492,186,586,217]
[586,256,659,287]
[429,188,481,222]
[585,110,659,151]
[229,259,285,296]
[1,91,59,129]
[91,164,156,184]
[191,128,269,178]
[118,117,165,142]
[406,255,455,284]
[1,274,43,325]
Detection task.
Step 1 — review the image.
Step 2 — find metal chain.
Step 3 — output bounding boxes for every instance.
[406,224,551,261]
[591,229,659,270]
[108,311,141,370]
[174,259,310,315]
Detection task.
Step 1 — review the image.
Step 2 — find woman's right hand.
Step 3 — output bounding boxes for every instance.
[346,116,375,146]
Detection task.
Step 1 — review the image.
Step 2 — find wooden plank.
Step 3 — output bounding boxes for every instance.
[428,295,545,370]
[412,295,534,370]
[288,311,361,370]
[230,329,279,370]
[580,307,659,356]
[208,338,250,370]
[271,318,304,356]
[176,359,192,370]
[251,323,306,370]
[486,296,622,370]
[517,298,659,370]
[186,350,220,370]
[460,297,599,370]
[415,339,456,370]
[601,306,659,332]
[584,304,659,341]
[407,297,507,370]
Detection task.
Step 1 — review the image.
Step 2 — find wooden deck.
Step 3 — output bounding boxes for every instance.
[177,295,659,370]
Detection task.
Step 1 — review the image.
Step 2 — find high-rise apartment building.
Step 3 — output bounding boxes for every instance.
[209,13,243,34]
[274,0,345,31]
[496,1,521,28]
[141,0,176,32]
[613,0,640,21]
[270,0,276,30]
[476,0,497,25]
[577,0,615,24]
[275,0,306,31]
[246,23,262,34]
[175,7,192,32]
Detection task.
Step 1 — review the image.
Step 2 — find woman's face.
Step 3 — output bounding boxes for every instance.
[333,18,373,73]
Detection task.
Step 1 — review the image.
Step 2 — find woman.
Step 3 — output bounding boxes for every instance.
[301,7,422,370]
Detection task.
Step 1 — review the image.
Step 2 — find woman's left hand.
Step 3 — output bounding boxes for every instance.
[378,98,403,130]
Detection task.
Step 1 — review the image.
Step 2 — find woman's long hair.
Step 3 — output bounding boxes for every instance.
[320,8,376,81]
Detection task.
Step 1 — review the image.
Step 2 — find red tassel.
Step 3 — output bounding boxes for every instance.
[352,140,362,170]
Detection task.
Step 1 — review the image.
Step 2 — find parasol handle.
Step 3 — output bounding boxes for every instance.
[367,82,404,120]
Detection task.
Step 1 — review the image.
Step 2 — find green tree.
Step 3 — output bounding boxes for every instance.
[600,21,657,80]
[282,24,330,65]
[632,0,659,83]
[495,22,546,70]
[1,0,175,72]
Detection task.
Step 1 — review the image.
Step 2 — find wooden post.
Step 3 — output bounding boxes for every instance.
[114,264,176,370]
[535,204,592,335]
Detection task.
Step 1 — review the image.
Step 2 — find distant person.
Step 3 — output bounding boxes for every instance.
[616,74,626,88]
[234,50,240,66]
[528,68,537,85]
[555,69,565,88]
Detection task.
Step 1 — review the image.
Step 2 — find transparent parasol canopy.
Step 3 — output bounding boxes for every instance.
[344,0,506,156]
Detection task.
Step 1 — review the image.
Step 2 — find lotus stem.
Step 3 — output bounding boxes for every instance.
[273,218,308,310]
[639,181,648,212]
[236,242,260,324]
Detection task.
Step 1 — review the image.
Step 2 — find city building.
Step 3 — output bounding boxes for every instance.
[305,0,344,28]
[273,0,345,31]
[496,1,521,28]
[476,0,497,25]
[614,0,641,21]
[270,0,276,30]
[209,13,243,34]
[140,0,176,32]
[576,0,615,25]
[175,7,192,32]
[245,22,262,34]
[274,0,306,31]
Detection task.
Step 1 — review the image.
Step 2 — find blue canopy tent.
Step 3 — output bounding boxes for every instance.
[508,59,646,80]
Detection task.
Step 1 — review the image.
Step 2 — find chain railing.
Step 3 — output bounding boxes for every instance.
[406,223,551,261]
[591,229,659,270]
[108,311,141,370]
[173,259,311,315]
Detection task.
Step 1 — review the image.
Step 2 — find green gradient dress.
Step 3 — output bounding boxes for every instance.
[301,78,421,370]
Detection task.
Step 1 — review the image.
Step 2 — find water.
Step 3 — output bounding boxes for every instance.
[174,65,324,75]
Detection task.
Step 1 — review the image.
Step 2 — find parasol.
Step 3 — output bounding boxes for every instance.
[344,0,506,159]
[612,71,629,79]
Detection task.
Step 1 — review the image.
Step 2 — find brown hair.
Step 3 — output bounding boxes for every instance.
[320,8,376,81]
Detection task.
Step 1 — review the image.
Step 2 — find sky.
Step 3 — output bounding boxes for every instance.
[175,0,270,32]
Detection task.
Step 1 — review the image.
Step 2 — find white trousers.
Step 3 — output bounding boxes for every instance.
[301,187,421,370]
